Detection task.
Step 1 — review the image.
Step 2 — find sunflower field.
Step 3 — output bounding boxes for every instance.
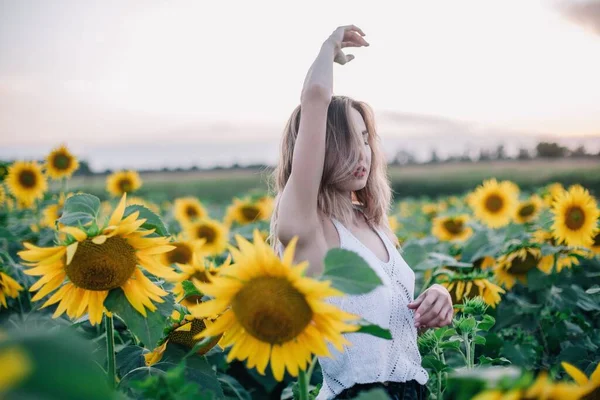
[0,146,599,400]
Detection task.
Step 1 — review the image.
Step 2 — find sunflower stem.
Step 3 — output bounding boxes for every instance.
[105,313,117,389]
[306,355,318,384]
[298,368,309,400]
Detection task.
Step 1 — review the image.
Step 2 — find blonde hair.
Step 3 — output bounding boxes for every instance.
[268,95,398,255]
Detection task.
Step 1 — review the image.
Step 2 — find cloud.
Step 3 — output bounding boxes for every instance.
[555,0,600,36]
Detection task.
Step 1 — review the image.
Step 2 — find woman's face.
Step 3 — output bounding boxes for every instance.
[337,107,372,192]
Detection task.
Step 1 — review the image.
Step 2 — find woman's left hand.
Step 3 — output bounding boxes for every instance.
[407,284,454,329]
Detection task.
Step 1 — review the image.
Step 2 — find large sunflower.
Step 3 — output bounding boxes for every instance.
[0,271,23,309]
[184,218,229,256]
[189,230,360,381]
[493,246,553,290]
[224,197,271,226]
[431,215,473,242]
[551,184,599,248]
[468,179,519,228]
[561,361,600,399]
[45,145,79,180]
[514,194,544,224]
[6,161,48,207]
[106,170,142,197]
[439,276,505,308]
[18,194,176,325]
[173,197,207,226]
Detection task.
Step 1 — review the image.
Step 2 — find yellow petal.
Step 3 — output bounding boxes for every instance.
[561,362,589,386]
[92,235,107,245]
[108,193,127,226]
[60,227,87,242]
[66,242,78,265]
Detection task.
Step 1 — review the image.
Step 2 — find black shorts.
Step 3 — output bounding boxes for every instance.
[335,379,428,399]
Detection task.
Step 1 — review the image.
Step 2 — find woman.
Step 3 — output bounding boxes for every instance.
[269,25,453,399]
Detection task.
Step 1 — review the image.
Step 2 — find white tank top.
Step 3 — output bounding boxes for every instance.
[278,216,429,400]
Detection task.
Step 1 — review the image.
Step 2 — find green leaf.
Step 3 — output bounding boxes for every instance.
[478,315,496,331]
[182,280,202,298]
[352,319,393,340]
[354,388,392,400]
[421,355,449,373]
[0,328,115,399]
[586,286,600,295]
[58,194,101,227]
[321,249,383,295]
[457,317,477,334]
[473,336,486,346]
[105,288,172,349]
[461,232,490,263]
[217,373,252,400]
[440,340,462,351]
[123,205,169,236]
[400,243,427,266]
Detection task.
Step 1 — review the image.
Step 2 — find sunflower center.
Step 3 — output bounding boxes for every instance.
[232,276,313,345]
[118,178,133,193]
[192,270,215,283]
[53,153,72,170]
[167,243,193,265]
[518,204,535,218]
[185,205,199,218]
[168,318,221,355]
[484,194,504,213]
[593,233,600,247]
[443,219,464,235]
[18,170,37,189]
[66,237,137,290]
[240,205,260,222]
[565,206,585,230]
[196,225,216,244]
[507,252,539,275]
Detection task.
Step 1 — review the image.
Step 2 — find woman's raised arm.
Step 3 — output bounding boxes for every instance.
[277,25,368,245]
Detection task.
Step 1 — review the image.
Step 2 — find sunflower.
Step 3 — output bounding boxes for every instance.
[473,256,496,271]
[514,194,544,224]
[542,182,565,208]
[531,228,557,246]
[189,230,361,381]
[106,170,142,197]
[0,271,23,309]
[388,216,401,233]
[0,163,9,182]
[184,218,229,256]
[493,246,553,290]
[526,370,584,400]
[561,361,600,399]
[18,193,176,325]
[591,230,600,255]
[40,193,69,229]
[551,184,599,248]
[0,185,6,206]
[421,202,447,219]
[171,257,228,307]
[224,197,271,226]
[45,145,79,180]
[432,215,473,242]
[6,161,48,207]
[0,345,32,393]
[468,179,519,228]
[439,276,505,308]
[173,197,207,226]
[144,310,223,366]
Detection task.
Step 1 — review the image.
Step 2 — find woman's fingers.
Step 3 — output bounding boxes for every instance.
[341,41,363,48]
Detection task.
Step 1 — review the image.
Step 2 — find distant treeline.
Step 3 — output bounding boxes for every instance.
[66,141,598,176]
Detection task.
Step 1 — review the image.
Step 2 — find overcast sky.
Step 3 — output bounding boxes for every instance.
[1,0,599,152]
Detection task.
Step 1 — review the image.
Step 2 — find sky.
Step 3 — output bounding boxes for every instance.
[1,0,599,169]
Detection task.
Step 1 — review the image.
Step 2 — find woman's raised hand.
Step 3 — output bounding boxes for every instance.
[326,25,369,65]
